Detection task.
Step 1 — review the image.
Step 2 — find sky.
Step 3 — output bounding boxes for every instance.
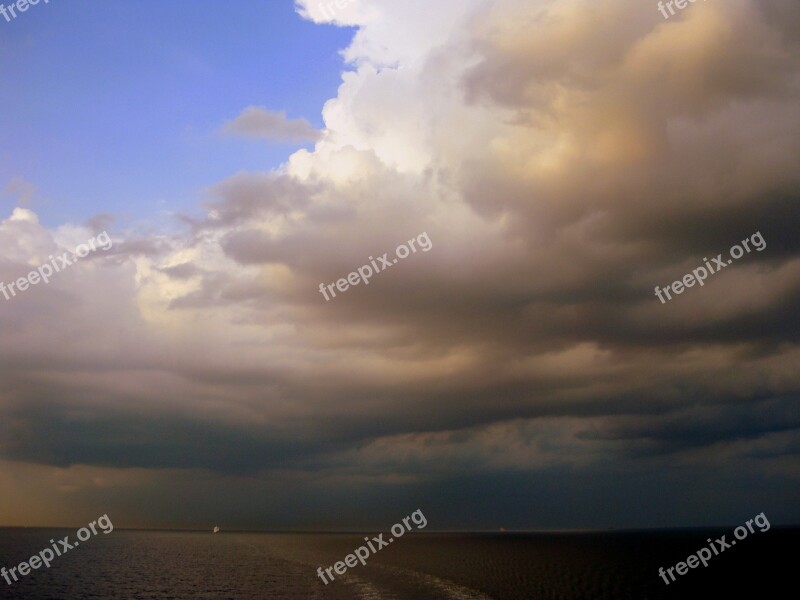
[0,0,350,227]
[0,0,799,531]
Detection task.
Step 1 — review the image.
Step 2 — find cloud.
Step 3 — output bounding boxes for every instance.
[220,106,321,143]
[2,0,800,527]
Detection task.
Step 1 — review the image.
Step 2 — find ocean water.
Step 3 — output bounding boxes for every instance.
[0,528,796,599]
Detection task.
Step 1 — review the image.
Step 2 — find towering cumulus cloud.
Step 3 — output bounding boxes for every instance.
[1,0,799,528]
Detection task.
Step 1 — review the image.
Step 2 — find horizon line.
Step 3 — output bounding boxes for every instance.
[1,525,797,533]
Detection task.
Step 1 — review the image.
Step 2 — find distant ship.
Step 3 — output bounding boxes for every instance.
[213,525,220,533]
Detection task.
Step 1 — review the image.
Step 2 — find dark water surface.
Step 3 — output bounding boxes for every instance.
[0,528,796,599]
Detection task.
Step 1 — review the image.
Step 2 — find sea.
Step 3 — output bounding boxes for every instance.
[0,528,796,599]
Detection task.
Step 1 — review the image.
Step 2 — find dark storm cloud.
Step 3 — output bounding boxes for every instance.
[0,400,322,474]
[578,395,800,450]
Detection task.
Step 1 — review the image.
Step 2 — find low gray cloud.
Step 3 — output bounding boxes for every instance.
[221,106,321,143]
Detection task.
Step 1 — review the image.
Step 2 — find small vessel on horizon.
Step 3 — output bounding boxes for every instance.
[213,525,220,533]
